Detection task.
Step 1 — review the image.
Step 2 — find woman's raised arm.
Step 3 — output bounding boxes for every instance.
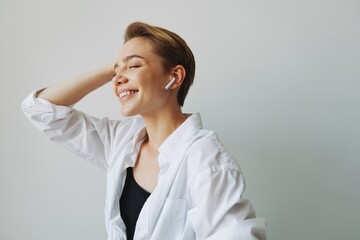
[37,63,115,106]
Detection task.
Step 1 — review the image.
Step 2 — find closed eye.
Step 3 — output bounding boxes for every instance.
[129,65,140,69]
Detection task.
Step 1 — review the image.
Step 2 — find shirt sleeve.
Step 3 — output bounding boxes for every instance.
[21,90,119,170]
[187,141,267,239]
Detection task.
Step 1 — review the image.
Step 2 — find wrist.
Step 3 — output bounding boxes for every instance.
[100,63,116,80]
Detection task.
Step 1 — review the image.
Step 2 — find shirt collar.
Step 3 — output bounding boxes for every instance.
[158,113,203,167]
[127,120,147,167]
[132,126,147,150]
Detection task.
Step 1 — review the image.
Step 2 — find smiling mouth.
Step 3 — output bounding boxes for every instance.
[119,90,139,99]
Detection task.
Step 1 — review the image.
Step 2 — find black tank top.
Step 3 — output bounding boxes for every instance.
[120,167,151,240]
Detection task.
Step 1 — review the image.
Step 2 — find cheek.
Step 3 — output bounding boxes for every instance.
[135,66,168,91]
[138,76,159,91]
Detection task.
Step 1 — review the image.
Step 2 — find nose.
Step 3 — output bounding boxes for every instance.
[112,74,129,86]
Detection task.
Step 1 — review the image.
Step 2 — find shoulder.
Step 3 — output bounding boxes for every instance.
[185,129,247,202]
[186,128,241,175]
[107,115,145,143]
[111,114,144,132]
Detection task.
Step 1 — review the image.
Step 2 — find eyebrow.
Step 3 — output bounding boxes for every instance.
[114,55,145,71]
[123,55,144,62]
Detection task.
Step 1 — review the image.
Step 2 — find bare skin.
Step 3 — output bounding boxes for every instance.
[37,65,114,106]
[113,37,186,192]
[38,37,187,193]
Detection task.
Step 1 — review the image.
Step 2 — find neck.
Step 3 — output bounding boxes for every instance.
[141,105,186,152]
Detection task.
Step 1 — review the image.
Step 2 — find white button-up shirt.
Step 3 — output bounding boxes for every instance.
[22,91,267,240]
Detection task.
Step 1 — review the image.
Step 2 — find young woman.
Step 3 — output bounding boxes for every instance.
[22,22,266,240]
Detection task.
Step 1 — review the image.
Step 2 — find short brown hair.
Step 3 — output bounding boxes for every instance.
[124,22,196,107]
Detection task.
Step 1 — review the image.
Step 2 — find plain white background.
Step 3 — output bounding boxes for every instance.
[1,0,359,239]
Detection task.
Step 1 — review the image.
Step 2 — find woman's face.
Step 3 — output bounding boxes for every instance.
[113,37,173,117]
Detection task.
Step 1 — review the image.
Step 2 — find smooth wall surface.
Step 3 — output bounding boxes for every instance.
[1,0,359,239]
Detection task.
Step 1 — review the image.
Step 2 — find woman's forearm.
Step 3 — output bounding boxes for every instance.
[37,63,114,106]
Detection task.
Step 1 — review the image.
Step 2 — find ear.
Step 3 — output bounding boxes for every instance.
[168,65,186,90]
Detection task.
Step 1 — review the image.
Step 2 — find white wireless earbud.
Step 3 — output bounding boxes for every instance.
[165,77,176,90]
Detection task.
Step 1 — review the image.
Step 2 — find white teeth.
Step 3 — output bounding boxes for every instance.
[119,90,137,98]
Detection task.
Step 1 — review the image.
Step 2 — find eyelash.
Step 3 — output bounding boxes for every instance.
[129,65,140,69]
